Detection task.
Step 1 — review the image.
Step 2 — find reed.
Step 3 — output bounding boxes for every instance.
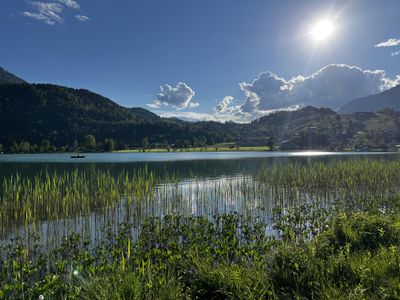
[258,159,400,212]
[2,159,400,245]
[0,168,162,237]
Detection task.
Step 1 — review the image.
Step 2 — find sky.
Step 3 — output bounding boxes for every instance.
[1,0,400,122]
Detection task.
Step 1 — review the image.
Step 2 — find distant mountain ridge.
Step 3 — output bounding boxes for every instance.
[0,67,26,85]
[339,85,400,113]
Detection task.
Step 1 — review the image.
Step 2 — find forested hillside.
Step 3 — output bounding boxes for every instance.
[1,83,400,153]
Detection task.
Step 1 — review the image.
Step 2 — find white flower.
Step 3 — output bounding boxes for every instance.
[38,295,44,300]
[73,270,79,276]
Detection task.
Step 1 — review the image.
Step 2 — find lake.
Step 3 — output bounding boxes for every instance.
[0,151,396,178]
[1,151,399,246]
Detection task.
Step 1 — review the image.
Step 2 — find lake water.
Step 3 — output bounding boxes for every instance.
[1,151,399,246]
[0,151,397,179]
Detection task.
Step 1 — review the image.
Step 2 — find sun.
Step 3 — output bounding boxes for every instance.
[311,19,334,41]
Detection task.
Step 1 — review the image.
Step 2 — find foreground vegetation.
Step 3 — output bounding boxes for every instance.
[2,159,400,298]
[2,212,400,299]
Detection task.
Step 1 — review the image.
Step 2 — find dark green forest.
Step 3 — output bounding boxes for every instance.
[1,83,400,153]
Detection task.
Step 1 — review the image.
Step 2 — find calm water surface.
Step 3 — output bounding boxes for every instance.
[0,151,397,179]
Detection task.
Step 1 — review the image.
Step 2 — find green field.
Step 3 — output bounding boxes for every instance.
[115,143,271,153]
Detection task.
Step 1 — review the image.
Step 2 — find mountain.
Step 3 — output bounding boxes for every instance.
[0,67,26,85]
[0,83,160,147]
[339,85,400,113]
[247,106,400,150]
[0,83,236,150]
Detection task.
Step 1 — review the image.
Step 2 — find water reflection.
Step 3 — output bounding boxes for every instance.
[4,176,272,248]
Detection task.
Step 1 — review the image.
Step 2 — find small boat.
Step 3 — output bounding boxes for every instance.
[70,153,85,159]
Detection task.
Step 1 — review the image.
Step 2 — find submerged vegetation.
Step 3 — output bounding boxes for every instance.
[1,159,400,298]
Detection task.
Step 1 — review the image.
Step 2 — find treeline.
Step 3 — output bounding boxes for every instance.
[0,135,116,154]
[0,134,221,154]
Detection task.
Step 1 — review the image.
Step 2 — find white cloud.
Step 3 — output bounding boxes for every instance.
[148,82,197,110]
[156,111,254,123]
[392,51,400,56]
[22,0,87,25]
[239,64,399,112]
[156,64,399,123]
[212,96,256,122]
[375,38,400,47]
[22,2,64,25]
[21,11,52,24]
[214,96,235,113]
[391,75,400,86]
[57,0,80,9]
[157,105,299,123]
[75,15,89,22]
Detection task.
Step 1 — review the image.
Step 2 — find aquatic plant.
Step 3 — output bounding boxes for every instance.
[1,213,400,299]
[0,168,161,238]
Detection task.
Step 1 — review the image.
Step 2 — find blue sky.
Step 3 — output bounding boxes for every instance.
[1,0,399,122]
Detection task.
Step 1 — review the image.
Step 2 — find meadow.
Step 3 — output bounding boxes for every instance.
[1,159,400,299]
[115,143,271,153]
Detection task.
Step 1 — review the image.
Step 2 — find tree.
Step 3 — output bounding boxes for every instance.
[104,138,115,152]
[162,139,169,148]
[72,140,79,151]
[84,135,96,151]
[183,139,191,148]
[0,143,3,153]
[266,136,275,150]
[19,141,31,153]
[40,139,51,153]
[142,137,149,151]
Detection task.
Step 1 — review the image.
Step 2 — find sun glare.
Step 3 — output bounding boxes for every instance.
[311,19,334,41]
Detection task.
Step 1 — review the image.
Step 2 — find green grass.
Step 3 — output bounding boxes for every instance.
[2,213,400,299]
[114,144,271,153]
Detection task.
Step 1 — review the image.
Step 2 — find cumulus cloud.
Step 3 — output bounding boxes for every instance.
[239,64,399,112]
[75,15,89,22]
[57,0,80,9]
[375,38,400,47]
[22,2,64,25]
[148,82,198,110]
[153,64,400,123]
[214,96,235,113]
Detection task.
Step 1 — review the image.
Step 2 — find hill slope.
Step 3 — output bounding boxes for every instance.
[0,83,237,150]
[339,85,400,113]
[0,67,26,85]
[0,83,161,147]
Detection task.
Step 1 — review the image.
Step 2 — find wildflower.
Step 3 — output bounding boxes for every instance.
[38,295,44,300]
[73,270,79,276]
